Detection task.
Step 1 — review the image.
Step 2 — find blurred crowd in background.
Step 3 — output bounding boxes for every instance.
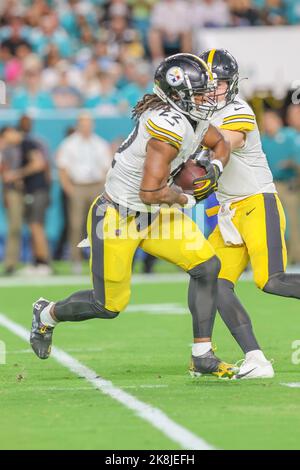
[0,0,300,275]
[1,0,300,113]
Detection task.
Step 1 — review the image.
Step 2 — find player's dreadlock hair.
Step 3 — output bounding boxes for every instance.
[132,93,168,120]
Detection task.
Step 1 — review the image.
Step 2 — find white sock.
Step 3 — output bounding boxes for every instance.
[192,342,212,357]
[246,349,268,362]
[40,302,58,328]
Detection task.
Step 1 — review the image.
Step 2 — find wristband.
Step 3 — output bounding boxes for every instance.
[211,159,224,174]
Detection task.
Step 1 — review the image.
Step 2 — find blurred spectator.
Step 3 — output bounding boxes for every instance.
[17,114,52,275]
[42,56,83,92]
[128,0,157,42]
[119,61,152,111]
[10,55,54,110]
[51,68,82,108]
[262,110,300,264]
[107,0,131,19]
[58,0,98,37]
[0,126,24,275]
[1,116,51,275]
[1,15,32,56]
[286,103,300,173]
[192,0,230,28]
[24,0,51,27]
[107,13,145,61]
[84,71,121,115]
[261,0,286,25]
[284,0,300,24]
[56,112,112,273]
[228,0,261,26]
[30,12,73,58]
[53,125,76,261]
[93,37,117,72]
[148,0,192,61]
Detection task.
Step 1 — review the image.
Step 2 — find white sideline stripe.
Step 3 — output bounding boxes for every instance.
[281,383,300,388]
[1,265,299,288]
[0,313,213,451]
[0,273,188,288]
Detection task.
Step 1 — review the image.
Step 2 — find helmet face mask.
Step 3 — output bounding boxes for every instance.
[199,49,239,110]
[153,53,218,122]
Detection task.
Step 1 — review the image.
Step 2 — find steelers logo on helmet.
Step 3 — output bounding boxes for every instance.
[166,66,185,87]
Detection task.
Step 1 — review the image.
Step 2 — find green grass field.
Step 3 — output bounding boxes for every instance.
[0,273,300,450]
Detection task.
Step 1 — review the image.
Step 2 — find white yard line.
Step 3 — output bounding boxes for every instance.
[0,270,256,288]
[125,303,188,315]
[0,313,214,450]
[280,383,300,388]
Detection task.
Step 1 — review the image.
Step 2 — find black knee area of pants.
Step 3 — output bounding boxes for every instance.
[263,272,285,295]
[263,272,284,294]
[263,271,300,299]
[94,301,119,319]
[218,278,234,292]
[54,289,120,322]
[188,255,221,281]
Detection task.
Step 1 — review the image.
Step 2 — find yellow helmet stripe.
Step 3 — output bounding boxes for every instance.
[207,49,216,72]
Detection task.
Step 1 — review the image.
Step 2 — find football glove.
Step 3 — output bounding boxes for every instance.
[193,158,223,202]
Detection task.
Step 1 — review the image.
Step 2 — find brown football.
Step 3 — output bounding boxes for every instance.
[173,159,207,194]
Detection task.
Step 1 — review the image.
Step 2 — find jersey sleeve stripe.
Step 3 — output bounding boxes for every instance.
[220,121,255,132]
[223,114,255,122]
[146,128,181,150]
[147,119,183,141]
[222,118,255,125]
[146,122,182,145]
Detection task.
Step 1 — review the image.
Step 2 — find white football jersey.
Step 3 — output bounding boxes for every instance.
[210,96,276,204]
[105,106,209,212]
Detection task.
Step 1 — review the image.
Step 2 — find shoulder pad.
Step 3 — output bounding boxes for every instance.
[219,101,255,133]
[145,108,186,150]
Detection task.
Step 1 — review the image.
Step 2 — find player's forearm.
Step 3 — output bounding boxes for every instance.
[139,185,188,206]
[210,137,230,169]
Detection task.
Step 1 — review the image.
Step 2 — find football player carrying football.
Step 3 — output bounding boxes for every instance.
[30,53,235,378]
[199,48,300,379]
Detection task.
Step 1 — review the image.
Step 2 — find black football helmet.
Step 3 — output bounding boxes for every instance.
[199,49,239,110]
[153,53,217,121]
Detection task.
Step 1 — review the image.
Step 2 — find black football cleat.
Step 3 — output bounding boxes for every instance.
[30,297,54,360]
[189,349,236,379]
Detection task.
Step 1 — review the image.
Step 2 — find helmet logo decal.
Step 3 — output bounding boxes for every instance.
[166,67,185,87]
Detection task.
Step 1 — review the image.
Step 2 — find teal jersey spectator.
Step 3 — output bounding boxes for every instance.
[261,126,298,181]
[60,11,97,39]
[10,88,55,110]
[284,0,300,24]
[30,29,73,58]
[0,25,32,42]
[120,82,153,108]
[290,128,300,164]
[84,91,121,109]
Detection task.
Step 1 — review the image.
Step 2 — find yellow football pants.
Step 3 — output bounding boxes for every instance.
[208,193,287,289]
[87,195,215,312]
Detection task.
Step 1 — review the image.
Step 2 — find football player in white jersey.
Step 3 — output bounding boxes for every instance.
[199,48,300,379]
[30,53,236,379]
